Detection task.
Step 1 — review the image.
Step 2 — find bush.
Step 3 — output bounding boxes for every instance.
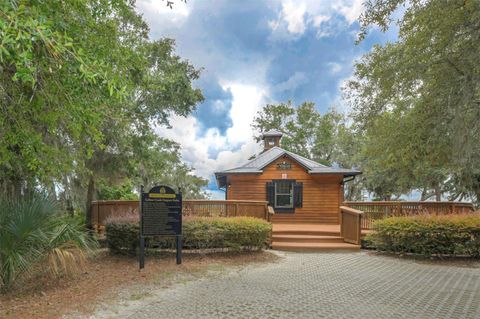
[0,196,97,292]
[105,213,140,254]
[366,214,480,257]
[105,216,272,254]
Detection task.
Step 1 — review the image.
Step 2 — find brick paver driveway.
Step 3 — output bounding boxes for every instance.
[94,252,480,319]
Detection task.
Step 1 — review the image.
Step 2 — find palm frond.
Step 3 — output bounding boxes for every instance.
[0,195,97,292]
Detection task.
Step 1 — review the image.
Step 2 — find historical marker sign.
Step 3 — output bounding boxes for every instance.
[141,185,182,236]
[139,185,182,269]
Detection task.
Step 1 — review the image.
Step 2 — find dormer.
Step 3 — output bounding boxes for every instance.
[262,130,283,151]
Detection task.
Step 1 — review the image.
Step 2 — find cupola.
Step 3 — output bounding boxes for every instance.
[262,130,283,151]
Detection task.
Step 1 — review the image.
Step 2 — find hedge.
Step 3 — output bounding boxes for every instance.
[105,216,272,255]
[365,214,480,257]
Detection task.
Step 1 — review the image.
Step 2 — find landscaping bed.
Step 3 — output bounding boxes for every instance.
[106,216,272,254]
[0,249,279,319]
[365,214,480,258]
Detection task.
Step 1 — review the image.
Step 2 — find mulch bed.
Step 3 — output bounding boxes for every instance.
[1,249,279,319]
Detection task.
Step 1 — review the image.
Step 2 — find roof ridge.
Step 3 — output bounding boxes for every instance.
[282,149,327,168]
[239,146,280,168]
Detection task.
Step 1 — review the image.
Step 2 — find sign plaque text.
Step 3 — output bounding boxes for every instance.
[139,185,182,269]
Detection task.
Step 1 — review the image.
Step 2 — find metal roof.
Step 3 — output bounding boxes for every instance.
[215,146,361,179]
[262,129,283,139]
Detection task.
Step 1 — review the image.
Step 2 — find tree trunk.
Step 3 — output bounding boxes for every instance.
[420,187,428,201]
[67,199,74,217]
[85,176,96,231]
[11,178,22,199]
[345,183,352,201]
[47,180,57,201]
[434,186,442,201]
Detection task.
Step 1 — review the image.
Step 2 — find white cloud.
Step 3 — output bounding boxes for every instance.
[269,0,364,40]
[312,14,330,27]
[136,0,191,29]
[333,0,364,25]
[273,72,308,93]
[328,62,342,74]
[223,83,268,146]
[155,83,268,185]
[281,0,307,34]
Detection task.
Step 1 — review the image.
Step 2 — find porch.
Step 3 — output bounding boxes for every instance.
[270,201,475,251]
[91,199,475,251]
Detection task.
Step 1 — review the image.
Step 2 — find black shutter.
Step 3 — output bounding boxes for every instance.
[266,182,275,206]
[294,182,303,208]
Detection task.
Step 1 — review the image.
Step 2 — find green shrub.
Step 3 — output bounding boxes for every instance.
[366,214,480,257]
[0,196,97,292]
[104,213,139,255]
[105,216,272,254]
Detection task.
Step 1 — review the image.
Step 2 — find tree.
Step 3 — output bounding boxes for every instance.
[0,1,207,226]
[252,101,349,166]
[252,101,364,200]
[0,0,141,196]
[345,0,480,203]
[78,38,203,228]
[132,134,208,199]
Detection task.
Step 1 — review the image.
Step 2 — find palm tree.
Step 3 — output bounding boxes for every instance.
[0,196,97,292]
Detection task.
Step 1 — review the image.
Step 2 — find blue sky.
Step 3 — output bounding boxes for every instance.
[136,0,398,199]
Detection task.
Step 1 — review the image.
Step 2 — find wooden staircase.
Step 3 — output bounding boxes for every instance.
[271,224,360,251]
[271,213,339,224]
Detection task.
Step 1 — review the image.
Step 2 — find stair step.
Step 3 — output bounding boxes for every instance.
[273,215,338,217]
[275,221,335,225]
[273,219,339,221]
[271,235,344,243]
[273,217,338,224]
[271,242,361,252]
[272,221,339,224]
[273,230,341,236]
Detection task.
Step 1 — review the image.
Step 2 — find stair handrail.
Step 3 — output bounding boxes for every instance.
[340,206,364,245]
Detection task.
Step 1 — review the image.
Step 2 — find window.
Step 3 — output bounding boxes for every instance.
[268,138,275,146]
[266,181,303,212]
[275,181,293,208]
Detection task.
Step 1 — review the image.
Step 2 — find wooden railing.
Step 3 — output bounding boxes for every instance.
[91,199,272,233]
[344,201,475,230]
[183,200,269,220]
[340,206,363,245]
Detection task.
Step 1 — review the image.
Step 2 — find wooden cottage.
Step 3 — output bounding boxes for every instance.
[215,130,361,225]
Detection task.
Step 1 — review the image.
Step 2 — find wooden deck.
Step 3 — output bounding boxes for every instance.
[271,223,370,252]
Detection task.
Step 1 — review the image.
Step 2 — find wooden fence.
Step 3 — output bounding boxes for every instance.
[343,201,475,230]
[91,199,270,233]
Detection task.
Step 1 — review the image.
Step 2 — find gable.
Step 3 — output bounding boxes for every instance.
[259,152,311,171]
[262,156,311,180]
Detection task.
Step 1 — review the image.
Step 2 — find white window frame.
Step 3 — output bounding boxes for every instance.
[274,181,293,208]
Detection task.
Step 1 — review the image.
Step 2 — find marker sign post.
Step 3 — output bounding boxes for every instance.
[139,185,182,269]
